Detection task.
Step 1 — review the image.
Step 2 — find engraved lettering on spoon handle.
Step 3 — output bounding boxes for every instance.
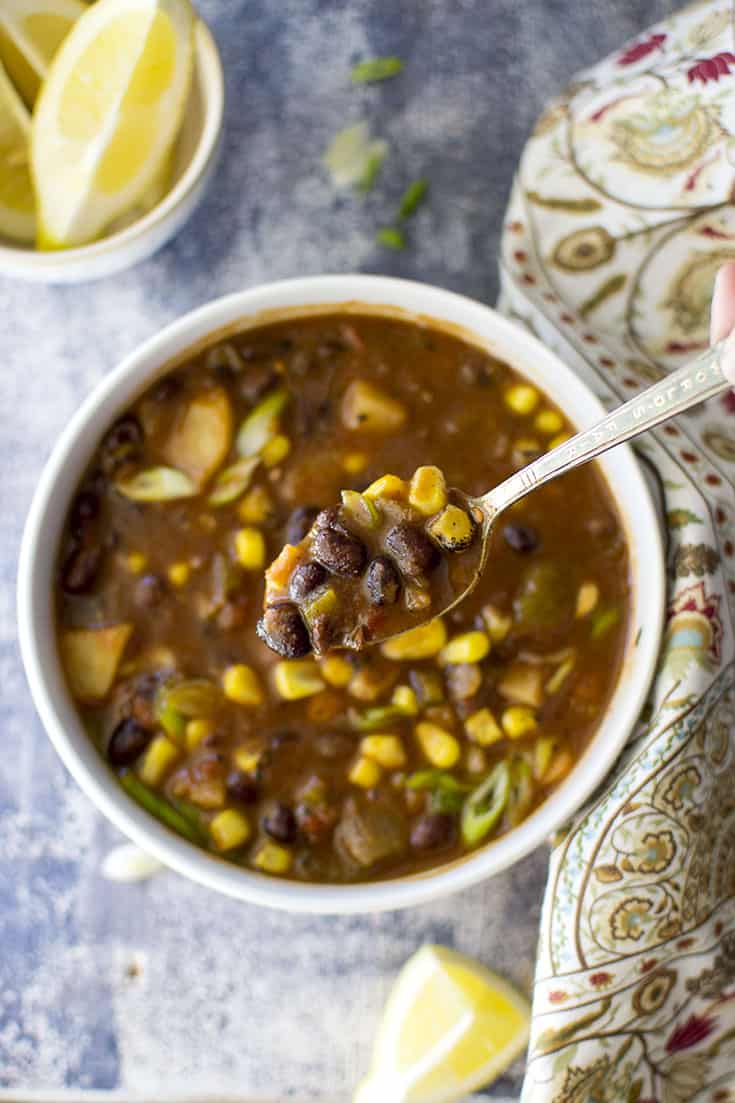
[476,339,730,521]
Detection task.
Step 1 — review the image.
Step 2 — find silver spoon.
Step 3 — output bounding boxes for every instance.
[440,337,730,623]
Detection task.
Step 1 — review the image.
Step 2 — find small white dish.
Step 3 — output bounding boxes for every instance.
[0,19,224,284]
[17,275,666,913]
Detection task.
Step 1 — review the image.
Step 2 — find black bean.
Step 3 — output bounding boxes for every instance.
[134,574,166,609]
[289,561,328,602]
[286,505,320,545]
[69,491,99,533]
[151,377,182,402]
[314,506,342,532]
[384,523,440,578]
[100,415,143,473]
[263,802,297,843]
[365,556,400,606]
[257,603,311,657]
[313,526,366,577]
[107,718,151,766]
[410,812,455,850]
[60,545,102,594]
[226,770,259,804]
[270,730,300,751]
[503,523,540,554]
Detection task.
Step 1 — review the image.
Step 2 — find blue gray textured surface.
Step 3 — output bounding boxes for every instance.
[0,1,676,1096]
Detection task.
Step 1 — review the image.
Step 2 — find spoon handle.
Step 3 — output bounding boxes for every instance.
[477,338,730,519]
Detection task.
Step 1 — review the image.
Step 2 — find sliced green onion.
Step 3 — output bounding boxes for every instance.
[208,456,260,506]
[461,761,511,845]
[120,773,205,845]
[323,122,388,190]
[349,704,411,731]
[506,758,534,827]
[407,770,469,814]
[350,57,403,83]
[358,148,386,193]
[341,489,380,529]
[376,227,406,250]
[236,388,289,458]
[398,178,428,219]
[591,606,620,640]
[116,466,197,502]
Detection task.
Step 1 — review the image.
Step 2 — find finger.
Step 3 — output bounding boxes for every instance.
[710,261,735,342]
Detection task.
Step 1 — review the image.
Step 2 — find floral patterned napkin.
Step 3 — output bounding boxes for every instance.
[497,3,735,1100]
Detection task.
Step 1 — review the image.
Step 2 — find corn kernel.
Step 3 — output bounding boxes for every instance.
[534,409,564,435]
[262,433,291,467]
[360,734,407,768]
[126,551,147,574]
[501,705,538,740]
[576,581,599,618]
[549,431,572,450]
[273,659,325,700]
[168,561,190,587]
[439,630,490,665]
[381,618,447,661]
[320,655,353,688]
[234,527,266,569]
[186,718,214,750]
[466,746,488,774]
[465,707,503,746]
[349,755,382,788]
[392,684,419,715]
[210,808,251,851]
[481,604,512,642]
[409,465,448,516]
[428,504,475,551]
[415,722,460,768]
[223,664,264,706]
[363,474,408,500]
[505,383,539,416]
[342,451,368,475]
[253,840,292,873]
[233,746,263,773]
[238,485,274,524]
[138,734,179,786]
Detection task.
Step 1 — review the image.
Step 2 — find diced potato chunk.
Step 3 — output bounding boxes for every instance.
[415,722,460,768]
[163,386,232,486]
[138,734,179,786]
[439,630,490,665]
[409,466,447,516]
[501,706,538,739]
[349,756,382,788]
[360,735,407,768]
[60,624,133,703]
[222,664,264,706]
[210,809,251,851]
[481,604,512,642]
[497,663,544,708]
[341,380,406,433]
[544,749,573,783]
[465,707,503,746]
[381,618,447,661]
[273,659,325,700]
[253,840,292,873]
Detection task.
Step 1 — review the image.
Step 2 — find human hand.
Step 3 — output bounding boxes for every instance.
[710,261,735,384]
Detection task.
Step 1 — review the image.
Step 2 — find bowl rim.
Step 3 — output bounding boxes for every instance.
[17,274,667,913]
[0,19,224,272]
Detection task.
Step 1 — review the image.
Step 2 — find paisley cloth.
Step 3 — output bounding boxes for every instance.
[498,4,735,1101]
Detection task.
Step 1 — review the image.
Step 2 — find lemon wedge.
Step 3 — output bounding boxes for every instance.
[355,945,530,1103]
[0,60,35,243]
[0,0,85,108]
[31,0,194,250]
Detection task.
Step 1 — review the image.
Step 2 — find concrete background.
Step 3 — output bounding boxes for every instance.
[0,0,675,1096]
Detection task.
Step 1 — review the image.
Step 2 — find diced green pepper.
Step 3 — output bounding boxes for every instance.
[461,761,511,845]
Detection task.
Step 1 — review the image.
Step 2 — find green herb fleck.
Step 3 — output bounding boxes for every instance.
[399,178,429,219]
[351,57,403,83]
[358,148,386,192]
[376,227,406,250]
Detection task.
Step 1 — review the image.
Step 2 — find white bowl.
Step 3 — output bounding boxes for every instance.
[17,275,666,913]
[0,20,223,283]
